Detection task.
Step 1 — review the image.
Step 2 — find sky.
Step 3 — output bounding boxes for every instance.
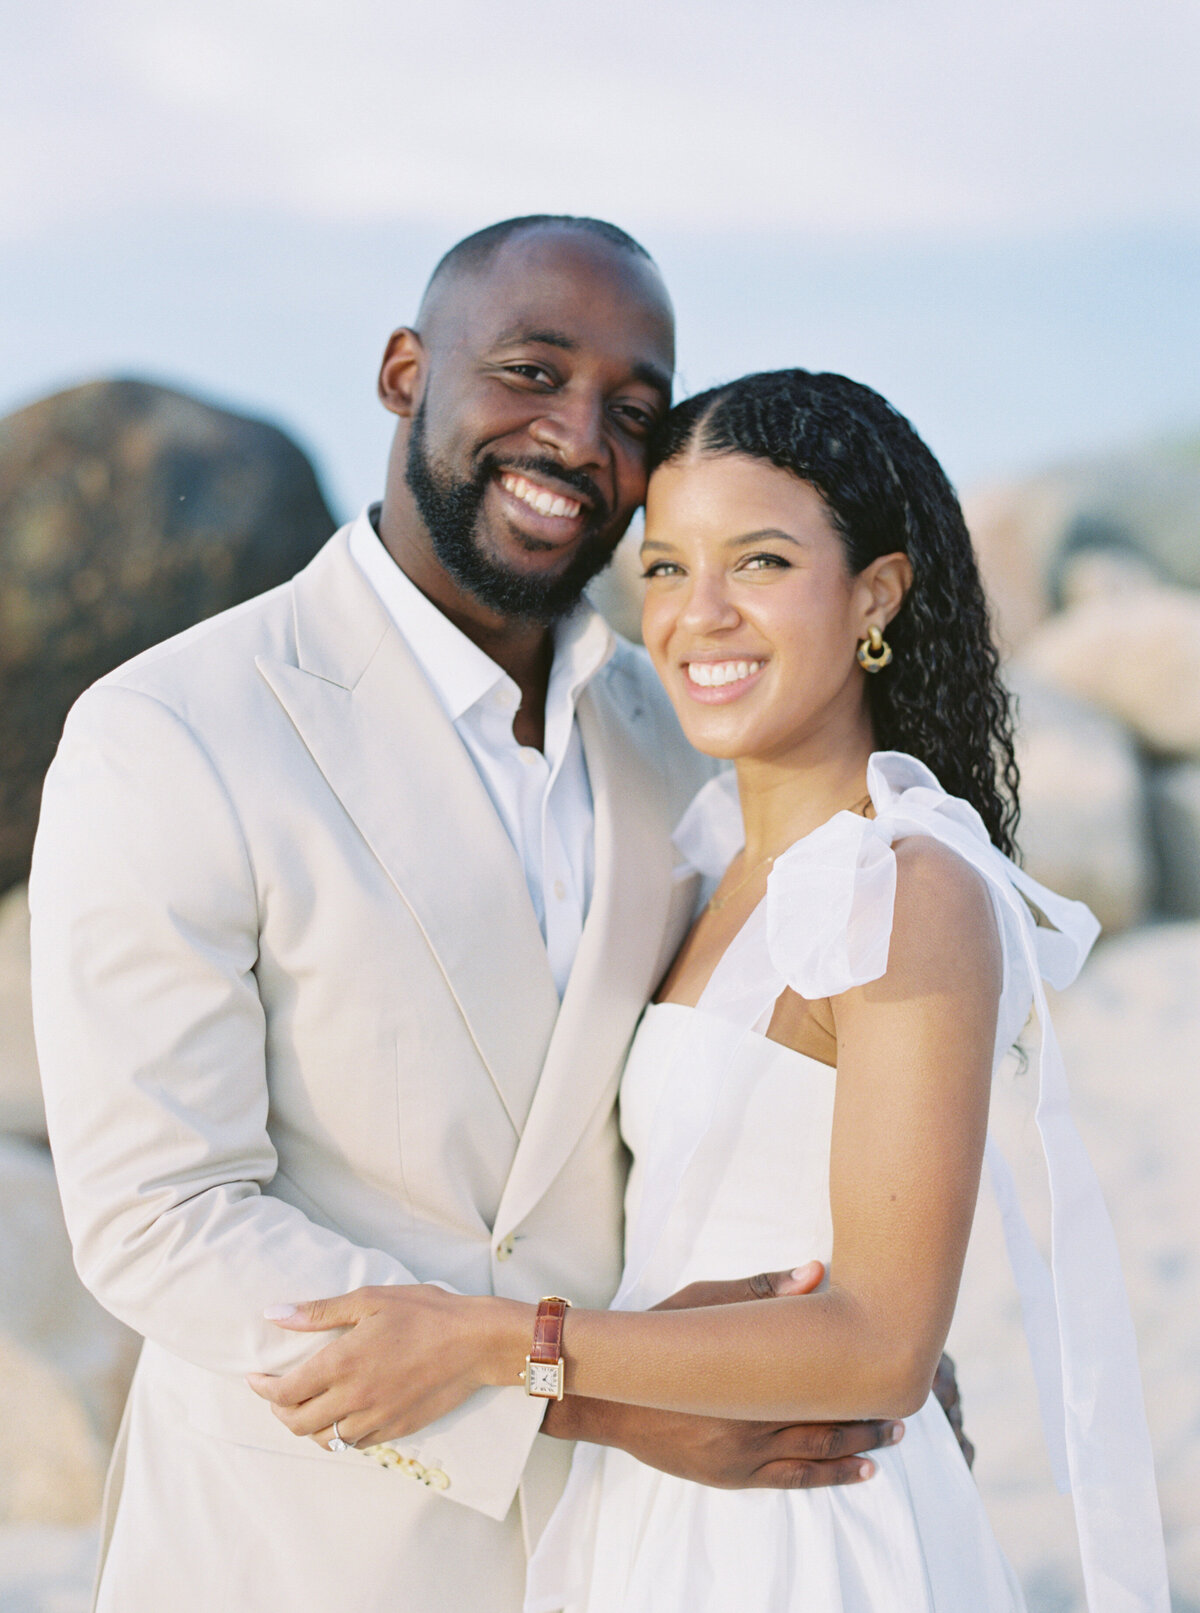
[3,0,1199,515]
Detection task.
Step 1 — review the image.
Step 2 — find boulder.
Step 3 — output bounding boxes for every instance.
[587,524,646,645]
[950,921,1200,1610]
[0,378,337,896]
[0,885,44,1141]
[964,450,1200,654]
[1147,761,1200,918]
[0,1522,99,1612]
[1052,924,1200,1604]
[0,1135,140,1524]
[1009,668,1151,935]
[1016,580,1200,759]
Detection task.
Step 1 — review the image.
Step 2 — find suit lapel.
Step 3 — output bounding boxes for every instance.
[258,532,559,1134]
[495,661,681,1237]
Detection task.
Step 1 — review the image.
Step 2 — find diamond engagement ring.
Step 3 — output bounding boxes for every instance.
[329,1421,351,1453]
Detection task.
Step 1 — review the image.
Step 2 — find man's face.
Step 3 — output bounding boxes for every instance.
[403,231,675,622]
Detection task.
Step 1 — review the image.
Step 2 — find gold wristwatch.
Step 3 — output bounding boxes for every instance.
[520,1295,572,1400]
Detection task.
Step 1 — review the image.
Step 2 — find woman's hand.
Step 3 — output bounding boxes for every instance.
[246,1284,529,1450]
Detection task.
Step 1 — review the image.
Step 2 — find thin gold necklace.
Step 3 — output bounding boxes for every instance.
[707,792,872,912]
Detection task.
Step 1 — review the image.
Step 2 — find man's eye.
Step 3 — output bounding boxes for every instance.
[504,364,552,383]
[612,403,656,434]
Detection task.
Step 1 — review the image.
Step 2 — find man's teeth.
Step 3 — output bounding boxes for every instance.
[687,660,765,688]
[500,473,581,520]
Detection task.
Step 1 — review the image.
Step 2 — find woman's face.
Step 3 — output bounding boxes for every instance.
[640,452,884,764]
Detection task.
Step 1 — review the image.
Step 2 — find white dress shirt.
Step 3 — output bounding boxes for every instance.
[350,508,614,996]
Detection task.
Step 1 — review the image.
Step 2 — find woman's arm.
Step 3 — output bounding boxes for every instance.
[251,838,1000,1438]
[527,837,1001,1422]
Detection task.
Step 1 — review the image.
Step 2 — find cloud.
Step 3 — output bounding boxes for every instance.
[3,0,1198,244]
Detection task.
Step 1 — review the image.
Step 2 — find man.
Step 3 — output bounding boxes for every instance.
[31,217,916,1612]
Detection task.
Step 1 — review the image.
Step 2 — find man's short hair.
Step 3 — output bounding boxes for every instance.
[421,215,655,312]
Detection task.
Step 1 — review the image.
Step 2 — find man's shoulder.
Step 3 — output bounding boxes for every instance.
[97,577,298,698]
[85,526,359,715]
[598,635,677,729]
[596,634,717,797]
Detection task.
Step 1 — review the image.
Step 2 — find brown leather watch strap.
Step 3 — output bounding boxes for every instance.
[529,1296,571,1365]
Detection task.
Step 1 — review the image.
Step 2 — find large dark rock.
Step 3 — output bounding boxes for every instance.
[0,378,337,894]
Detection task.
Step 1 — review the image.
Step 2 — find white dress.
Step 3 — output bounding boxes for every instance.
[525,753,1169,1613]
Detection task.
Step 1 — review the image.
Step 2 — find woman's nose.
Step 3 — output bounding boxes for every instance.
[678,571,740,633]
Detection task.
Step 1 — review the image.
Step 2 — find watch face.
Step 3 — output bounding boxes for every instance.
[526,1361,562,1398]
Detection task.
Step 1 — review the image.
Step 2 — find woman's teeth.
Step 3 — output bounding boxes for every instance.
[686,660,764,688]
[500,473,582,520]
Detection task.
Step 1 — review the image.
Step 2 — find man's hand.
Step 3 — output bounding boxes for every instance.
[647,1261,824,1313]
[542,1261,900,1489]
[542,1394,901,1489]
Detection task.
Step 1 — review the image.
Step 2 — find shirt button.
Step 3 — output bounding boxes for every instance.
[495,687,516,709]
[520,750,538,767]
[553,879,567,901]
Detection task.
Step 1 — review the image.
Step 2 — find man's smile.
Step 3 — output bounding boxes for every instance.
[490,464,604,551]
[499,472,583,522]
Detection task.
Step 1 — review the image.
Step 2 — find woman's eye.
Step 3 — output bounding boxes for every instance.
[741,552,791,571]
[641,561,682,579]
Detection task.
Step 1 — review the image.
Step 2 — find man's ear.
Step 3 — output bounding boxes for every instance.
[378,328,426,419]
[859,551,914,633]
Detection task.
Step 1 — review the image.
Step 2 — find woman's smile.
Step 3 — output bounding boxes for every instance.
[683,657,768,700]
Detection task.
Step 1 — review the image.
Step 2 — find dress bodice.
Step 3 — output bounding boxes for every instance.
[619,1005,836,1307]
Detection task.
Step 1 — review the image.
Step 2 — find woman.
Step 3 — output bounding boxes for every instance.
[253,371,1166,1610]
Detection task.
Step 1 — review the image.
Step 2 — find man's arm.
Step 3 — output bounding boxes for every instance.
[542,1395,897,1488]
[29,682,543,1519]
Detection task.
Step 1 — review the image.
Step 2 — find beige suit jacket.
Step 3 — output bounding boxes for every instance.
[29,524,710,1613]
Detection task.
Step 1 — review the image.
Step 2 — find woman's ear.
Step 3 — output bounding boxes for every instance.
[377,328,426,418]
[860,551,913,632]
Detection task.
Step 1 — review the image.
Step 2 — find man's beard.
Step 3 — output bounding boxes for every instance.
[404,400,618,624]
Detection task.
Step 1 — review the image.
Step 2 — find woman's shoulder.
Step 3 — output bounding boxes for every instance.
[890,830,991,908]
[886,835,1001,992]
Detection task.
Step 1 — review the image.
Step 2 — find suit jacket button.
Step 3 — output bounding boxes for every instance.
[496,1235,515,1261]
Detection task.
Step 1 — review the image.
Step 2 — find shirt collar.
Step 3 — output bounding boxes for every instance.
[347,505,615,725]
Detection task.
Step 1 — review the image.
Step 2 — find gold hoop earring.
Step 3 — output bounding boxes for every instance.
[856,625,893,673]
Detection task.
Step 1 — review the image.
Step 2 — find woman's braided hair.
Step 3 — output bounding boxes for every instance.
[651,369,1019,856]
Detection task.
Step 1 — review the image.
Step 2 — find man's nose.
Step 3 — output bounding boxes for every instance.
[528,391,607,470]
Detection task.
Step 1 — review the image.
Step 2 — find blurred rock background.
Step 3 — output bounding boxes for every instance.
[2,384,1197,1609]
[0,379,335,1600]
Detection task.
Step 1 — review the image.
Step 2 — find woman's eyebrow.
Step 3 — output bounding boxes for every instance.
[725,528,804,548]
[641,528,807,553]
